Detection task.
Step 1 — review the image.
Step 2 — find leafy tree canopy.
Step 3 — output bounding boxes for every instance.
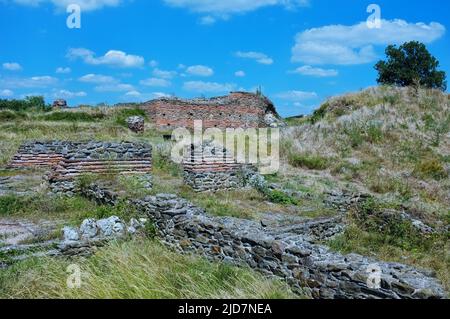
[375,41,447,91]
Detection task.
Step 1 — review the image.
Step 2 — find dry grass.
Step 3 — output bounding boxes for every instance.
[0,240,299,299]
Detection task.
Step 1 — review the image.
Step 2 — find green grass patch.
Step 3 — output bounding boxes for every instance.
[40,111,106,122]
[114,108,147,127]
[414,157,448,180]
[0,240,299,299]
[289,153,330,170]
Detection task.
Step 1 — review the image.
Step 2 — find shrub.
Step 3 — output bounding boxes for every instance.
[289,153,329,170]
[0,96,49,111]
[0,195,27,216]
[0,110,28,121]
[114,108,147,126]
[310,103,328,124]
[40,111,105,122]
[414,158,448,180]
[266,190,299,206]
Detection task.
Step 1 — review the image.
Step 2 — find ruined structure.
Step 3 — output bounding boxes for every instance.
[141,92,284,130]
[52,99,67,108]
[8,141,153,195]
[181,141,260,192]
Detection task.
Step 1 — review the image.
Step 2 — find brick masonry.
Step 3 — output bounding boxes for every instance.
[140,92,280,130]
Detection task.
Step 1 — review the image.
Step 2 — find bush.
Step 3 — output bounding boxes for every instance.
[310,103,328,124]
[414,158,448,180]
[115,108,147,126]
[0,110,28,121]
[40,111,105,122]
[289,153,329,170]
[0,96,49,111]
[266,190,299,206]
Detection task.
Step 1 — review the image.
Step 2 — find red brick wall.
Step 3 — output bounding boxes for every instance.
[141,93,270,130]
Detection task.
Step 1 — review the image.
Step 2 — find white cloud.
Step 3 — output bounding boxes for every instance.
[149,60,159,68]
[152,92,172,98]
[2,62,22,71]
[0,75,57,88]
[199,15,216,25]
[13,0,122,12]
[163,0,309,21]
[125,90,141,97]
[140,78,172,87]
[235,51,273,65]
[79,73,117,84]
[289,65,338,77]
[292,19,446,65]
[275,90,318,101]
[95,83,134,92]
[0,89,14,97]
[67,48,144,68]
[152,68,177,79]
[56,67,71,74]
[183,80,236,93]
[234,70,246,77]
[53,89,87,99]
[186,65,214,77]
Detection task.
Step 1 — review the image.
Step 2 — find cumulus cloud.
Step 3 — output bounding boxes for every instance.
[56,67,71,74]
[0,89,14,97]
[125,90,141,97]
[78,73,117,84]
[2,62,22,71]
[140,78,172,87]
[12,0,121,12]
[183,80,236,93]
[0,75,57,88]
[186,65,214,77]
[163,0,309,22]
[292,19,446,65]
[152,68,177,79]
[289,65,338,77]
[53,89,86,99]
[95,83,134,92]
[235,70,246,77]
[67,48,144,68]
[275,90,318,101]
[235,51,273,65]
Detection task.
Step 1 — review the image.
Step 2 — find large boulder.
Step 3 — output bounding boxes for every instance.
[126,116,145,133]
[52,99,67,108]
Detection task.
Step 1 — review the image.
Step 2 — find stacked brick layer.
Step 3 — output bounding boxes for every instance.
[141,92,275,130]
[8,141,153,181]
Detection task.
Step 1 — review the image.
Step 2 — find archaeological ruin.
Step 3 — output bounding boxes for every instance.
[140,92,284,130]
[8,141,153,195]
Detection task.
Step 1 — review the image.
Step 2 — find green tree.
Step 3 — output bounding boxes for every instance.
[375,41,447,91]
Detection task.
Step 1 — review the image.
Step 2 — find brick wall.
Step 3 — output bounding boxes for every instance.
[141,92,275,130]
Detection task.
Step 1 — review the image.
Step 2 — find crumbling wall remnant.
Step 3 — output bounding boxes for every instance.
[141,92,283,130]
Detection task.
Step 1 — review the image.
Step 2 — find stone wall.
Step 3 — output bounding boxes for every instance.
[8,141,153,195]
[182,142,248,192]
[141,92,281,130]
[130,194,445,299]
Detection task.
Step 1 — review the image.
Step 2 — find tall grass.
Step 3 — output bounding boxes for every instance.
[0,240,298,299]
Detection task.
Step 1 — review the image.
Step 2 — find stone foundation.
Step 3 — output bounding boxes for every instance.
[8,141,153,195]
[130,193,445,299]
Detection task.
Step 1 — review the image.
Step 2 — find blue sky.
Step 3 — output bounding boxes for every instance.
[0,0,449,117]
